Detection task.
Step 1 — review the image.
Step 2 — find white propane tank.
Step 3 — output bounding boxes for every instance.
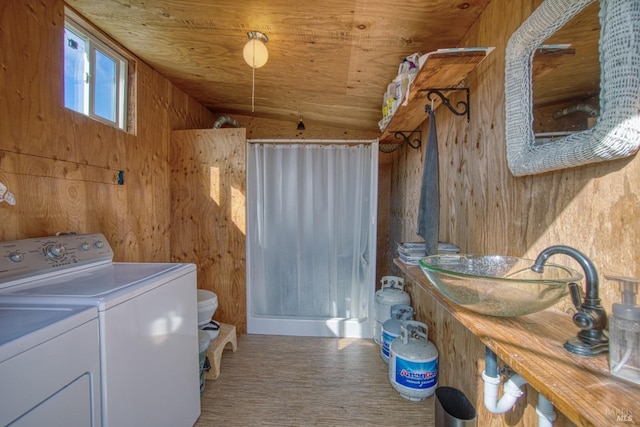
[389,320,438,401]
[381,304,414,364]
[374,276,410,344]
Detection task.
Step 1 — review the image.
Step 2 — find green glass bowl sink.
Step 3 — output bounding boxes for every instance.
[419,254,582,317]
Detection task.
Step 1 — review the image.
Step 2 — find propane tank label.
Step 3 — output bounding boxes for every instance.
[381,331,397,359]
[393,357,438,389]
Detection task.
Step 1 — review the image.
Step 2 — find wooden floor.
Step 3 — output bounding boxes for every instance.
[196,335,435,426]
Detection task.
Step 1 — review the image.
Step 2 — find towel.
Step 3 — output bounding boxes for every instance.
[416,107,439,255]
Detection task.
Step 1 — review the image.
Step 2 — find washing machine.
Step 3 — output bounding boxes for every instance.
[0,233,200,427]
[0,302,101,426]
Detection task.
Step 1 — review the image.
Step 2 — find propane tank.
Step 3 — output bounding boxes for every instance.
[381,304,414,364]
[389,320,438,401]
[374,276,410,344]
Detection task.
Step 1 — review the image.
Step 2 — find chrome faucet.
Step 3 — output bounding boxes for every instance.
[532,245,608,357]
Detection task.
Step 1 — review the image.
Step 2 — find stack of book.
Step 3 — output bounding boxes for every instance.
[397,241,461,264]
[397,242,427,265]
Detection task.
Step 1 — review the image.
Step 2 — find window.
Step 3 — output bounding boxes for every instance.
[64,11,129,130]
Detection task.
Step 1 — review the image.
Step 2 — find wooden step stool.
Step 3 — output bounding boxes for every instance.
[205,322,237,379]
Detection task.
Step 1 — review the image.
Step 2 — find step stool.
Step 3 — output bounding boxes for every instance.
[205,322,237,379]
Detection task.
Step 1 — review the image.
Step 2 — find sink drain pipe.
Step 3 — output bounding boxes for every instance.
[482,348,556,426]
[482,347,527,414]
[536,394,557,427]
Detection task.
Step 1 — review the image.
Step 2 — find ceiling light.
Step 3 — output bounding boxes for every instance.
[243,31,268,68]
[244,31,268,112]
[297,115,305,130]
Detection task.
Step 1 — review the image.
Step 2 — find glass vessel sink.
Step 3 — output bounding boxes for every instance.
[419,254,582,317]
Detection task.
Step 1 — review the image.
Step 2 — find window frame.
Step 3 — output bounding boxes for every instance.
[64,9,130,131]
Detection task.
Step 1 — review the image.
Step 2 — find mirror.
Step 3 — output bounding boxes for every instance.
[505,0,640,176]
[532,2,599,142]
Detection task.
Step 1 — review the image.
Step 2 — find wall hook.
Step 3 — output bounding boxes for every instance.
[421,88,470,122]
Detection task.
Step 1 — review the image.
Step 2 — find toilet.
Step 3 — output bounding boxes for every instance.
[197,289,219,340]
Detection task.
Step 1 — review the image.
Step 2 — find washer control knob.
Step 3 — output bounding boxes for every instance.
[94,240,105,249]
[9,252,24,262]
[46,243,66,260]
[80,242,91,251]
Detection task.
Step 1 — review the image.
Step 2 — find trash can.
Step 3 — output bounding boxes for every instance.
[435,386,477,427]
[198,330,211,397]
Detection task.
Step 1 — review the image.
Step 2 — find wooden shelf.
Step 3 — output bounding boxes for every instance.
[380,49,493,144]
[395,259,640,427]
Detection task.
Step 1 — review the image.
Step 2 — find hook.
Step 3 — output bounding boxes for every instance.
[425,96,435,115]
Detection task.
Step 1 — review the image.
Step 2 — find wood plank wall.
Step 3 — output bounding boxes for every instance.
[388,0,639,425]
[170,129,247,333]
[0,0,215,261]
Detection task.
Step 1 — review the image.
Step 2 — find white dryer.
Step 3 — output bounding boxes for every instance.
[0,302,101,426]
[0,233,200,427]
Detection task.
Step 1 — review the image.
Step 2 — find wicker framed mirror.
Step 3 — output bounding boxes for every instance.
[505,0,640,176]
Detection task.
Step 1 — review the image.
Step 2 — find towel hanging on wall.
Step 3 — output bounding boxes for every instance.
[416,107,439,255]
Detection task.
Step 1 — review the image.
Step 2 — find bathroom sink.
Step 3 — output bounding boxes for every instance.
[419,254,582,317]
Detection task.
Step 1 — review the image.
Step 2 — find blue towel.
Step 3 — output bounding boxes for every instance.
[416,108,439,255]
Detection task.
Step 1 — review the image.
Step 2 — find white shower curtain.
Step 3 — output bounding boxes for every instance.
[246,140,378,338]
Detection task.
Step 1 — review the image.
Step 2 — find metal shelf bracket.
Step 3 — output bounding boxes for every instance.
[421,88,470,122]
[394,130,422,149]
[379,130,422,153]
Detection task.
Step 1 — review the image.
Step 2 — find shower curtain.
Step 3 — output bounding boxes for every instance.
[246,139,378,338]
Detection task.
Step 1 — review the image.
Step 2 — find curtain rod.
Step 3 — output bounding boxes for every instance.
[247,138,378,145]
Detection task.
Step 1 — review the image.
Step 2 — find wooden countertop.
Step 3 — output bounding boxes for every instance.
[395,259,639,427]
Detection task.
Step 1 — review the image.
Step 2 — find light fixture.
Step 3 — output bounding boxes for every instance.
[297,115,305,130]
[243,31,269,112]
[243,31,268,68]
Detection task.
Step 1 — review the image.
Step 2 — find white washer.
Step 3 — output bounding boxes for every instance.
[0,302,101,426]
[0,233,200,427]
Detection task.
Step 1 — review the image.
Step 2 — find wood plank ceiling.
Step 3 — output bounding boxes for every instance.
[65,0,492,133]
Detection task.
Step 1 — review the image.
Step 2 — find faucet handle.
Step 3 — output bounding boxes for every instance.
[569,282,598,330]
[568,282,583,311]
